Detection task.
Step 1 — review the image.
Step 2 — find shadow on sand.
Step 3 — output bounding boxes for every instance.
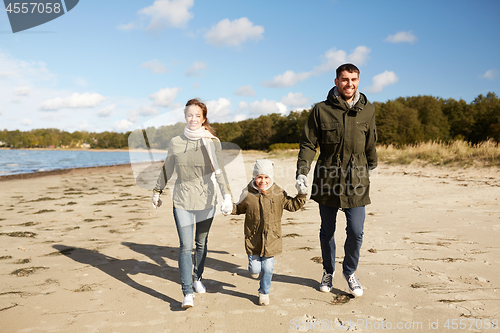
[52,242,335,310]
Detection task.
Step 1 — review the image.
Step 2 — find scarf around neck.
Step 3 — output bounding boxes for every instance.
[183,126,221,175]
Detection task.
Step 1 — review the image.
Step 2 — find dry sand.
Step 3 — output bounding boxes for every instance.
[1,152,500,333]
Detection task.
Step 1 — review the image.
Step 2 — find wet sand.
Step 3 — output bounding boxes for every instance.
[1,153,499,332]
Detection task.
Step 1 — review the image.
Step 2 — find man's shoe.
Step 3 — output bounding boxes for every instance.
[193,279,206,294]
[319,270,334,292]
[251,273,260,279]
[181,293,195,308]
[259,293,270,306]
[343,272,363,297]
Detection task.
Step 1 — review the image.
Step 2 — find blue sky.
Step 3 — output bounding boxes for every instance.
[1,0,499,133]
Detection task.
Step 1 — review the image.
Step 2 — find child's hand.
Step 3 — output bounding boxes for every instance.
[295,175,308,195]
[220,194,233,215]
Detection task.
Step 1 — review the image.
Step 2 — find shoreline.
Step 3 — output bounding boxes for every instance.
[0,163,133,182]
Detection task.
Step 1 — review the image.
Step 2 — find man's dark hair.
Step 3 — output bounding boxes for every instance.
[336,63,360,79]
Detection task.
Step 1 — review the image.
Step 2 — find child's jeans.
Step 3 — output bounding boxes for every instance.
[248,255,274,294]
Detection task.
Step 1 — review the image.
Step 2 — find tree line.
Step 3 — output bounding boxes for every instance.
[2,92,499,150]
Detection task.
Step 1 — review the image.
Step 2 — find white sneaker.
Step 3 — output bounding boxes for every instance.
[343,272,363,297]
[193,279,206,294]
[319,270,334,292]
[259,293,269,306]
[250,273,260,279]
[181,294,194,308]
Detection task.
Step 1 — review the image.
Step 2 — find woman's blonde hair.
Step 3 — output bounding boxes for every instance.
[185,98,217,136]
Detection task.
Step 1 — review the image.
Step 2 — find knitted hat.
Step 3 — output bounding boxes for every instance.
[253,159,274,183]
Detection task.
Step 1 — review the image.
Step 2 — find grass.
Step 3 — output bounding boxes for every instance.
[377,139,500,167]
[265,140,500,167]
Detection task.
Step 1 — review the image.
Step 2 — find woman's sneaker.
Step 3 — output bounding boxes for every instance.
[181,294,195,308]
[343,272,363,297]
[259,293,270,306]
[319,270,334,292]
[193,279,206,293]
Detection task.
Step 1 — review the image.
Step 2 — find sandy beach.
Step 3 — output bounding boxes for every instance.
[1,152,500,333]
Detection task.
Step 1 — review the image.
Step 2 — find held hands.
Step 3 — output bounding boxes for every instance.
[220,194,233,216]
[151,192,162,209]
[295,174,309,195]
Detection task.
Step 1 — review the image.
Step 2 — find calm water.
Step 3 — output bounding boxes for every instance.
[0,149,167,176]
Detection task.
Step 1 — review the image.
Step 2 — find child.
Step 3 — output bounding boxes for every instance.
[231,159,307,306]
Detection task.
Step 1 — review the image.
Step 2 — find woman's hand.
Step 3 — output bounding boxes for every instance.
[151,192,162,209]
[220,194,233,215]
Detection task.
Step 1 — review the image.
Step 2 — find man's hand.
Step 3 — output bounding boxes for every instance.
[296,174,309,195]
[220,194,233,215]
[151,192,162,209]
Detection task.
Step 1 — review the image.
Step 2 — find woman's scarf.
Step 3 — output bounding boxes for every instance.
[184,126,221,175]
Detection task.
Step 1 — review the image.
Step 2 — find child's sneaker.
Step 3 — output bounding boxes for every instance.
[181,294,195,308]
[319,269,333,292]
[259,293,270,306]
[343,272,363,297]
[193,279,206,293]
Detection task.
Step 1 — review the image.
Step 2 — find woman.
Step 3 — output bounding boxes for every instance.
[151,98,233,308]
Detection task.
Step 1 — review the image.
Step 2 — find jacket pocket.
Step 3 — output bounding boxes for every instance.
[347,153,370,196]
[320,122,341,144]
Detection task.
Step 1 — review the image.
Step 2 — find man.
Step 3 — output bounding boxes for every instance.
[296,63,377,297]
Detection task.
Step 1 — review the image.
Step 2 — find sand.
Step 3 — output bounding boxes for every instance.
[1,152,500,333]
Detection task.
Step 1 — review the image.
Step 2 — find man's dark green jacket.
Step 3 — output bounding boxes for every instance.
[297,87,378,208]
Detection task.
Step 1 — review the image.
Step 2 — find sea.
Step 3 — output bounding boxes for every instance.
[0,149,167,176]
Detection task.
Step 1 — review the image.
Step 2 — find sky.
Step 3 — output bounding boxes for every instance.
[0,0,499,133]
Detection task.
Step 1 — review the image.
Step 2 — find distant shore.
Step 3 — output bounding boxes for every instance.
[0,163,133,182]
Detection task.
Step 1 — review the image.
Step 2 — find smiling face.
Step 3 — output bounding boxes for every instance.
[254,174,271,190]
[334,70,359,103]
[184,105,205,131]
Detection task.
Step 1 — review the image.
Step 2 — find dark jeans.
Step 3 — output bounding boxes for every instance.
[173,207,215,296]
[319,204,365,276]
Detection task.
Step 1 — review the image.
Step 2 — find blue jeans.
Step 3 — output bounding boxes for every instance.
[248,255,274,295]
[173,207,215,296]
[319,205,365,276]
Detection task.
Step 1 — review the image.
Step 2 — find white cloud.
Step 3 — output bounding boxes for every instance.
[139,106,159,117]
[261,70,312,88]
[141,59,169,74]
[280,92,311,110]
[14,86,31,96]
[149,87,180,107]
[384,31,418,44]
[480,69,497,80]
[313,46,371,75]
[249,99,287,116]
[21,118,33,126]
[40,93,106,111]
[78,120,90,131]
[114,119,134,132]
[233,114,247,122]
[236,101,248,113]
[365,71,399,94]
[206,98,232,120]
[235,85,256,96]
[139,0,194,31]
[205,17,264,47]
[348,46,371,66]
[117,23,136,31]
[263,46,371,89]
[185,62,206,77]
[97,105,115,118]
